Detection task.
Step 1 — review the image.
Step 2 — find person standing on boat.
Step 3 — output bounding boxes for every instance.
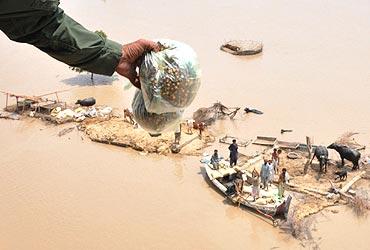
[210,149,220,170]
[260,159,270,190]
[234,168,244,195]
[272,148,282,174]
[251,168,260,201]
[267,159,275,186]
[278,168,289,198]
[228,139,238,167]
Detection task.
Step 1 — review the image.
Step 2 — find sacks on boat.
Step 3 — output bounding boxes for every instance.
[255,198,268,205]
[139,39,201,114]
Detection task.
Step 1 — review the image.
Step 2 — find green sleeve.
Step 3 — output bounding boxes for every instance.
[0,1,122,76]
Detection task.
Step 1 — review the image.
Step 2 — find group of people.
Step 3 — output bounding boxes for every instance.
[186,119,206,138]
[210,144,289,200]
[252,148,288,200]
[260,148,282,191]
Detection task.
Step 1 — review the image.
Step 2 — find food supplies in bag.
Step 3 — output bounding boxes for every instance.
[139,39,201,114]
[132,90,184,135]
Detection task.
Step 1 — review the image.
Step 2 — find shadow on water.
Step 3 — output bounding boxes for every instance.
[61,73,119,86]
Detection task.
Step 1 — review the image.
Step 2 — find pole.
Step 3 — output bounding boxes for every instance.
[304,136,313,174]
[5,93,8,110]
[16,97,19,112]
[306,136,312,159]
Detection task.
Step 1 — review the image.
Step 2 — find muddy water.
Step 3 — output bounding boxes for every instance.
[0,0,369,249]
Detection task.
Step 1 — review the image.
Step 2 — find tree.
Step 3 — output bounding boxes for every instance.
[69,30,108,81]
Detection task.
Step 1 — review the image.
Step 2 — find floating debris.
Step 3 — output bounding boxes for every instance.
[220,40,263,56]
[281,129,293,134]
[192,102,240,125]
[58,127,75,137]
[244,107,263,115]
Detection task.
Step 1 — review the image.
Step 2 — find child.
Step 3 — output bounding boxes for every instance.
[278,168,289,198]
[251,168,260,201]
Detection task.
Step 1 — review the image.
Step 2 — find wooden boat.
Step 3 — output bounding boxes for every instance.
[252,136,277,146]
[202,155,292,225]
[219,135,252,147]
[276,140,300,150]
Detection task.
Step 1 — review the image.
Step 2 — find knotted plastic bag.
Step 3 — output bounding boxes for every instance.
[139,39,201,114]
[132,90,183,135]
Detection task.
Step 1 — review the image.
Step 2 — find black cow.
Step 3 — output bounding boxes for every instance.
[327,143,361,170]
[76,97,96,107]
[310,146,329,172]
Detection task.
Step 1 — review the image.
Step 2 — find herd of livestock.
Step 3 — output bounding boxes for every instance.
[310,143,361,173]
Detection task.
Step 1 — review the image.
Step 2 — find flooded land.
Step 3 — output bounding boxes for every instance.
[0,0,370,249]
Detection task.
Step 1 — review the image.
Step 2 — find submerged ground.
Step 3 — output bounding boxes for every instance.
[1,0,370,249]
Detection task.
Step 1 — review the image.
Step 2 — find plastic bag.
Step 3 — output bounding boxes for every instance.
[139,39,201,114]
[132,90,183,135]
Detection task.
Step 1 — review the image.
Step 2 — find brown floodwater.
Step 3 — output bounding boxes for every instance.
[0,0,369,249]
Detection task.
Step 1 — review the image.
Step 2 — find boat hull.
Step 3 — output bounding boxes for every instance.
[204,163,292,220]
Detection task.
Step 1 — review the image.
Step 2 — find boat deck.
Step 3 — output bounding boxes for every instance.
[204,156,286,210]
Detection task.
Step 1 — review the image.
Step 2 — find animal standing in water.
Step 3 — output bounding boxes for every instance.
[310,146,329,172]
[328,143,361,170]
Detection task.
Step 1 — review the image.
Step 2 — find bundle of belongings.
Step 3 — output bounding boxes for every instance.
[132,39,201,136]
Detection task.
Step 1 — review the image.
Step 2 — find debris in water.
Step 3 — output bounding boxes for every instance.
[220,40,263,56]
[58,127,75,137]
[244,107,263,115]
[192,102,240,125]
[281,129,293,134]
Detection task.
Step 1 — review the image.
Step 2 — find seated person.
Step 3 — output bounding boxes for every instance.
[210,149,220,169]
[234,169,244,195]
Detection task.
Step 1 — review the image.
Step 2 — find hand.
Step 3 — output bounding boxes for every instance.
[116,39,160,89]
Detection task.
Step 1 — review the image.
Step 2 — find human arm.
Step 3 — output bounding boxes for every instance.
[0,0,158,86]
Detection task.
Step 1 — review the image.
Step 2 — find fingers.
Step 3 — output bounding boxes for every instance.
[133,77,141,89]
[127,67,140,89]
[118,39,159,89]
[136,39,160,52]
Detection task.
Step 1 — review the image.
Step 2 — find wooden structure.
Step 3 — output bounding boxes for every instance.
[219,135,252,147]
[1,90,67,114]
[276,140,300,150]
[253,136,277,146]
